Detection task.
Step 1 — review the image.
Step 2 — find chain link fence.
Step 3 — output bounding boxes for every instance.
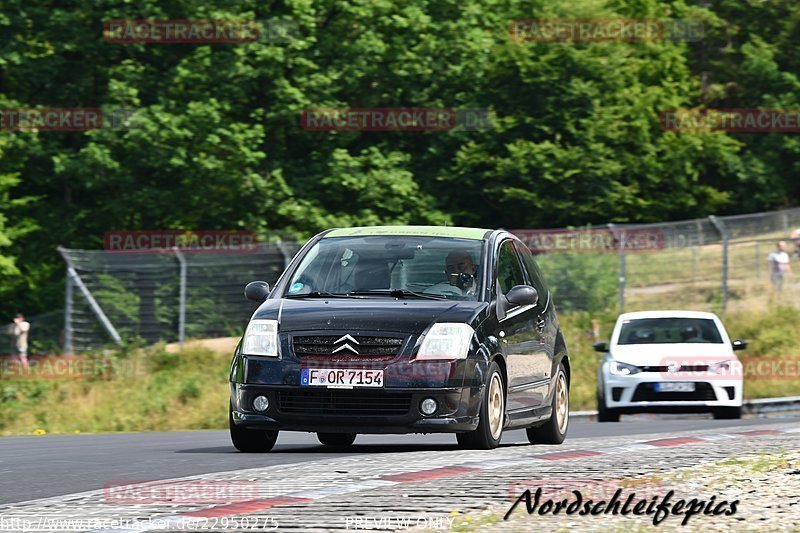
[47,207,800,354]
[58,243,301,352]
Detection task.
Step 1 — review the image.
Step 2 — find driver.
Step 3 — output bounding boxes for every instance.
[681,326,706,343]
[445,250,478,296]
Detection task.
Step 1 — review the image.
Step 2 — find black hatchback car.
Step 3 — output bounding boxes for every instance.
[229,226,570,451]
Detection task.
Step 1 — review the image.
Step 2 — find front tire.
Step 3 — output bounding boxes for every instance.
[229,407,279,453]
[713,407,742,419]
[457,361,505,450]
[317,432,357,447]
[527,362,569,444]
[597,392,620,422]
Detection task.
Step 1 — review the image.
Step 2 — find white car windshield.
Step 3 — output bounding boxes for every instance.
[284,235,484,300]
[618,318,723,344]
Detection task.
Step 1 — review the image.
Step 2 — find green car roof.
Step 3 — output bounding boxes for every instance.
[323,226,491,240]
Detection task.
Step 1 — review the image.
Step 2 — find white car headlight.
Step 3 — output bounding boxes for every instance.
[610,360,641,376]
[242,319,279,357]
[416,323,474,360]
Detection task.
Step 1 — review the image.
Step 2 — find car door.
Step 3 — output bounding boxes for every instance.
[494,240,547,416]
[515,241,558,397]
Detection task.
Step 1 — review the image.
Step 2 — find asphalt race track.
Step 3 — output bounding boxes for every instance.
[1,413,796,506]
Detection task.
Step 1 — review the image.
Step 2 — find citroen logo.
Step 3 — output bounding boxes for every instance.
[332,334,360,354]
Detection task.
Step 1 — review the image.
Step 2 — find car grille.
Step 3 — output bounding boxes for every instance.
[277,390,412,416]
[639,365,710,373]
[292,335,405,357]
[631,382,717,402]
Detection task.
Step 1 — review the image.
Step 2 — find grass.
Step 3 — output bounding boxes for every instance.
[0,305,798,436]
[717,451,791,473]
[0,343,231,436]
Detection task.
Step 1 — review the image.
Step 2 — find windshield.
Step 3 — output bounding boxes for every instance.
[617,318,723,345]
[284,235,484,300]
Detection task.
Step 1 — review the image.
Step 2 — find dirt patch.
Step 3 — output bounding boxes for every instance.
[165,337,239,354]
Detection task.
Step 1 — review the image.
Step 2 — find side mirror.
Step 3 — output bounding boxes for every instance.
[593,341,608,353]
[732,339,747,351]
[244,281,270,303]
[506,285,538,307]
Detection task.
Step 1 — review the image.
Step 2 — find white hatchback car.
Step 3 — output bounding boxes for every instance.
[596,310,746,422]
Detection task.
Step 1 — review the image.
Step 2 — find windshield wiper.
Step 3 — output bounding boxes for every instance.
[284,291,364,299]
[347,289,447,300]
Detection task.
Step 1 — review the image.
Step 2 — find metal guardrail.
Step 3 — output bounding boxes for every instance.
[569,396,800,418]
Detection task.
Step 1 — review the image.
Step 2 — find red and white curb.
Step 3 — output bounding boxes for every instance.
[93,426,800,532]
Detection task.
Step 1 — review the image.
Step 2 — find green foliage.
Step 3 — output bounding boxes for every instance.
[0,0,799,318]
[538,253,618,312]
[178,378,201,403]
[724,306,800,356]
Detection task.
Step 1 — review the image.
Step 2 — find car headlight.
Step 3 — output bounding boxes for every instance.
[610,360,641,376]
[242,319,279,357]
[416,323,474,360]
[708,360,731,375]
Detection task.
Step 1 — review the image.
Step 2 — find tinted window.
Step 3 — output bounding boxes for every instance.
[496,241,526,295]
[618,318,723,345]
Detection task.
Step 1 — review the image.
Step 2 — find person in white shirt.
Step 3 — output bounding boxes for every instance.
[12,313,30,371]
[767,241,791,292]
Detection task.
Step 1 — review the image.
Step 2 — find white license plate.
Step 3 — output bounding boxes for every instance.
[301,368,384,388]
[655,382,696,393]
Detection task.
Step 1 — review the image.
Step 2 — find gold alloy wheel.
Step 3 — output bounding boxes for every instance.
[488,372,504,440]
[555,371,569,435]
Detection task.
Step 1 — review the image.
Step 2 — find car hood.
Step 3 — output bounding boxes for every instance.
[252,298,489,334]
[610,344,736,366]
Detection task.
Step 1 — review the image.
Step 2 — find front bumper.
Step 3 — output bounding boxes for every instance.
[231,384,481,434]
[602,375,743,413]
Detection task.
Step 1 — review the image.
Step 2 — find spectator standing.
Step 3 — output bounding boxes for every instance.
[12,313,30,371]
[767,241,791,293]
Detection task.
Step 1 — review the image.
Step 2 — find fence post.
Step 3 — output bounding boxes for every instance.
[691,246,697,285]
[173,247,187,349]
[64,266,74,355]
[709,216,729,312]
[608,223,625,314]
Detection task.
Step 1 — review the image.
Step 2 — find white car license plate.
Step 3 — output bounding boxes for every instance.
[655,382,696,393]
[301,368,384,388]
